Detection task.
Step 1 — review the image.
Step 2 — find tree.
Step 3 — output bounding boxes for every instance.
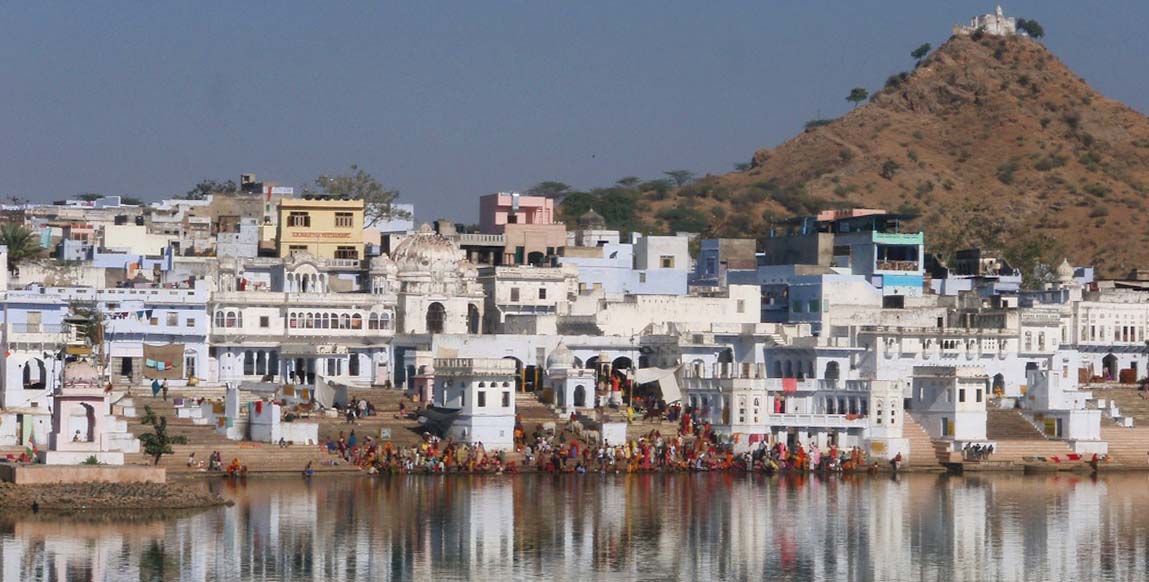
[846,87,869,108]
[733,162,751,172]
[1017,19,1045,39]
[120,196,144,206]
[308,165,410,227]
[0,223,41,274]
[77,193,103,202]
[183,179,237,201]
[879,160,901,180]
[911,43,931,64]
[138,405,186,465]
[615,176,641,189]
[526,181,571,199]
[664,170,695,187]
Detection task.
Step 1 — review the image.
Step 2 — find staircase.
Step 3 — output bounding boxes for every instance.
[1091,387,1149,424]
[902,413,943,467]
[1099,424,1149,465]
[982,407,1076,463]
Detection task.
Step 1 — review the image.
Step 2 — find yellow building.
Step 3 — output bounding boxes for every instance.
[277,196,366,260]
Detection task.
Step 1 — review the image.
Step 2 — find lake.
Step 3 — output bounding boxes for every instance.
[3,472,1149,581]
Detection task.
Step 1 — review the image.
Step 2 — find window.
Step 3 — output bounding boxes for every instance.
[538,288,547,300]
[166,312,178,326]
[660,255,675,269]
[289,245,308,254]
[502,392,510,407]
[478,391,487,407]
[510,287,520,302]
[351,314,362,329]
[792,301,802,313]
[369,313,380,330]
[186,318,195,327]
[737,300,745,313]
[808,300,819,313]
[260,316,270,328]
[149,318,159,326]
[976,389,983,403]
[349,355,360,376]
[639,272,647,283]
[335,212,354,227]
[288,212,311,227]
[335,246,359,260]
[959,389,966,403]
[215,311,225,327]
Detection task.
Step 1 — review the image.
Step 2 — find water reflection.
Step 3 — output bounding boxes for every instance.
[3,473,1149,581]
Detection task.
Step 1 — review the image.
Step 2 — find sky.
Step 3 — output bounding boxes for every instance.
[2,1,1147,222]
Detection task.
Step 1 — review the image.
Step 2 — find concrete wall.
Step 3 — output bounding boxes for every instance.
[0,464,166,484]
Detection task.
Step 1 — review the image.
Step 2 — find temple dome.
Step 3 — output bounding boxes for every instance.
[369,253,398,275]
[62,359,100,389]
[390,224,464,274]
[547,343,575,370]
[1056,258,1075,284]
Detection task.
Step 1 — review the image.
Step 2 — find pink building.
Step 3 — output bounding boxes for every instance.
[479,192,556,234]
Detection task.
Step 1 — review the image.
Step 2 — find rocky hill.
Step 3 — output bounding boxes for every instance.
[634,34,1149,278]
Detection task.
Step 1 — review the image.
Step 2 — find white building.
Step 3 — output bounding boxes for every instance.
[433,357,517,449]
[954,6,1018,37]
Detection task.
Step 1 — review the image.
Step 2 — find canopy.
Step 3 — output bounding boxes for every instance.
[634,366,682,404]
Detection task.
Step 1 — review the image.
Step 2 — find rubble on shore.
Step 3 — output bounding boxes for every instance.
[0,481,229,512]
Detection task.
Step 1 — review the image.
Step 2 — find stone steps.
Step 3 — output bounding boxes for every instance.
[1099,425,1149,464]
[986,408,1049,441]
[902,413,942,467]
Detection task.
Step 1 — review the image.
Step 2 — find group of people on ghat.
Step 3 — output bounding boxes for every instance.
[307,402,887,475]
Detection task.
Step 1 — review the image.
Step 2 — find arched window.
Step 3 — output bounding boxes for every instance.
[215,311,225,327]
[369,313,380,330]
[256,351,267,376]
[268,351,279,377]
[340,313,350,329]
[348,354,360,376]
[305,313,314,328]
[321,313,330,329]
[352,314,362,330]
[225,312,237,328]
[243,350,255,375]
[426,302,446,334]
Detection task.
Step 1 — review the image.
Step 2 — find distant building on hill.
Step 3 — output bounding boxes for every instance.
[954,5,1017,37]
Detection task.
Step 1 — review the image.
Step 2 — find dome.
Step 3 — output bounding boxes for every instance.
[369,253,398,275]
[546,343,575,370]
[577,208,606,228]
[62,359,100,389]
[1056,258,1075,284]
[390,224,465,274]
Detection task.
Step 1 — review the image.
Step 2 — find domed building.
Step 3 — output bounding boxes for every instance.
[392,224,485,335]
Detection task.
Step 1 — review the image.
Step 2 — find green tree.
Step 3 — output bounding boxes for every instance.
[77,193,103,202]
[0,223,41,273]
[120,196,144,206]
[1017,19,1045,39]
[664,170,695,187]
[138,405,187,465]
[525,181,571,199]
[309,165,410,227]
[183,179,237,201]
[615,176,641,188]
[911,43,931,64]
[846,87,869,108]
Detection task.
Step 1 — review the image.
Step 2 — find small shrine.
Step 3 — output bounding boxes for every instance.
[40,359,125,465]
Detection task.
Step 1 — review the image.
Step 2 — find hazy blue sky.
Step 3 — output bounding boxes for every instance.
[2,1,1146,221]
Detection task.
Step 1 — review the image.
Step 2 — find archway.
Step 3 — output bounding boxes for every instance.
[426,302,446,334]
[585,356,599,370]
[1102,354,1119,381]
[992,373,1005,397]
[503,356,523,391]
[467,304,480,334]
[527,251,546,266]
[574,385,587,407]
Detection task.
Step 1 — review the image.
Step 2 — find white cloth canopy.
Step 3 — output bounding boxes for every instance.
[634,366,682,404]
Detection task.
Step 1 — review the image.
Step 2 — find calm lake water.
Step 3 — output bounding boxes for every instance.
[3,472,1149,581]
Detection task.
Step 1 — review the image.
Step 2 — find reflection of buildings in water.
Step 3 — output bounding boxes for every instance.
[5,475,1149,580]
[1,519,166,582]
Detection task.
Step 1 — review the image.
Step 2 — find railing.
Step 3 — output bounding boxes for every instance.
[457,233,505,245]
[875,260,919,272]
[764,413,867,428]
[9,324,65,334]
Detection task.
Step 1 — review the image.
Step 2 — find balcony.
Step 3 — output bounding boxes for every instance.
[763,413,868,429]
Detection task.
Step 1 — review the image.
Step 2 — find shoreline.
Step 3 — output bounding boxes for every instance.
[0,481,230,513]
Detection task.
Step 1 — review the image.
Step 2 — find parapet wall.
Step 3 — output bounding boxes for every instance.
[0,464,166,485]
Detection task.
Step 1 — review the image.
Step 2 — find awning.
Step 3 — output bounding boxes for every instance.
[634,366,682,404]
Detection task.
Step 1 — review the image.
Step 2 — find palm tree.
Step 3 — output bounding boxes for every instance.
[0,222,40,273]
